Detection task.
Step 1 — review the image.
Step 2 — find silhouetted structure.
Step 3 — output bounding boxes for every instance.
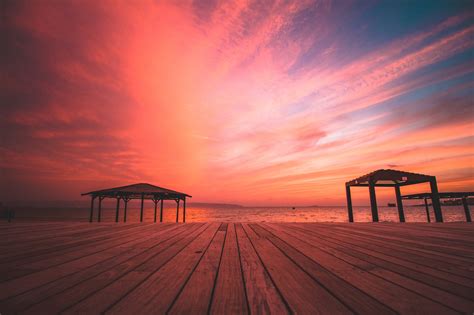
[402,192,473,223]
[345,169,443,223]
[82,183,191,223]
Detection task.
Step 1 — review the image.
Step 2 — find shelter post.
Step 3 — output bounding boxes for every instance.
[462,197,471,223]
[89,196,96,223]
[176,199,180,223]
[140,193,144,222]
[429,177,443,222]
[424,198,431,223]
[369,181,379,222]
[98,196,104,222]
[395,185,405,222]
[154,199,158,223]
[345,185,353,222]
[160,199,164,222]
[183,197,186,223]
[115,197,120,223]
[123,198,128,222]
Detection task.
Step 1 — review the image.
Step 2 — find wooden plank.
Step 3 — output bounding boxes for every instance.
[0,222,472,314]
[310,225,474,273]
[262,223,458,314]
[336,224,474,248]
[0,223,147,263]
[293,224,474,287]
[0,224,166,282]
[0,224,198,308]
[63,271,150,315]
[271,224,474,313]
[106,223,221,314]
[3,224,169,268]
[209,223,249,314]
[242,223,351,314]
[73,224,213,315]
[234,223,288,314]
[0,224,190,314]
[254,223,396,314]
[18,224,207,314]
[289,225,474,300]
[349,224,474,246]
[168,224,227,314]
[0,222,123,244]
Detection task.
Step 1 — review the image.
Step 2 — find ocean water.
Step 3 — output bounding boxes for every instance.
[7,204,471,223]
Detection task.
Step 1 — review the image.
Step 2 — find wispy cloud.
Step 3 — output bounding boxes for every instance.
[1,0,473,204]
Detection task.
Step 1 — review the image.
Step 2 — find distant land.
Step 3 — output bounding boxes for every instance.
[188,202,244,208]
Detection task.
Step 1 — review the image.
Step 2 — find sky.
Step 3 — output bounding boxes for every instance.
[1,0,473,206]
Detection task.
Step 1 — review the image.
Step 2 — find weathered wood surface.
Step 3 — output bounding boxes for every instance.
[0,222,473,314]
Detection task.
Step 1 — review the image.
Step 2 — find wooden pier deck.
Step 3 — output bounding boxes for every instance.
[0,222,473,314]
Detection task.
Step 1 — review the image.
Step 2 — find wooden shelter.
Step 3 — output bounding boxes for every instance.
[345,169,443,223]
[402,192,473,223]
[82,183,192,223]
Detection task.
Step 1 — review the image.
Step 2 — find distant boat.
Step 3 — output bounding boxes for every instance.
[292,207,296,210]
[387,203,396,207]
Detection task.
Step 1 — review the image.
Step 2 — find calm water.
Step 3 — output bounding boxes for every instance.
[8,204,471,223]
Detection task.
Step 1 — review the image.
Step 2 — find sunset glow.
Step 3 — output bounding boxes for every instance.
[2,0,473,205]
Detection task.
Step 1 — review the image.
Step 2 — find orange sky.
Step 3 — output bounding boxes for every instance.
[1,1,473,206]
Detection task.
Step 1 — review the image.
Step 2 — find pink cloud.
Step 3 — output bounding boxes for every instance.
[1,1,472,204]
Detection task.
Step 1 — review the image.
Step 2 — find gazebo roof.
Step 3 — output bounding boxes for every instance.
[82,183,192,199]
[402,192,474,199]
[346,169,433,187]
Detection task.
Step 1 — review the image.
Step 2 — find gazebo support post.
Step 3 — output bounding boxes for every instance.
[89,196,96,223]
[424,198,431,223]
[176,199,180,223]
[395,186,405,222]
[430,177,443,222]
[98,196,104,223]
[462,197,471,223]
[140,193,144,222]
[346,185,353,222]
[369,181,379,222]
[154,199,158,223]
[160,199,164,222]
[123,199,128,222]
[115,196,120,223]
[183,197,186,223]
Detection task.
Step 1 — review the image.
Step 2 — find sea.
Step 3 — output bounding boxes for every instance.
[5,204,471,223]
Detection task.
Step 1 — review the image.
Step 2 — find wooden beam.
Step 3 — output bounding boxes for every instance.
[183,197,186,223]
[345,186,353,222]
[89,196,95,223]
[140,193,144,222]
[369,181,379,222]
[462,197,472,223]
[115,197,120,223]
[424,198,431,223]
[98,196,104,223]
[395,186,405,223]
[430,177,443,222]
[123,199,128,222]
[176,199,180,223]
[160,199,164,222]
[154,199,158,223]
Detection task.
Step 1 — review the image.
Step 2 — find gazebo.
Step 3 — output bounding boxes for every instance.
[82,183,191,223]
[402,192,473,223]
[345,169,443,223]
